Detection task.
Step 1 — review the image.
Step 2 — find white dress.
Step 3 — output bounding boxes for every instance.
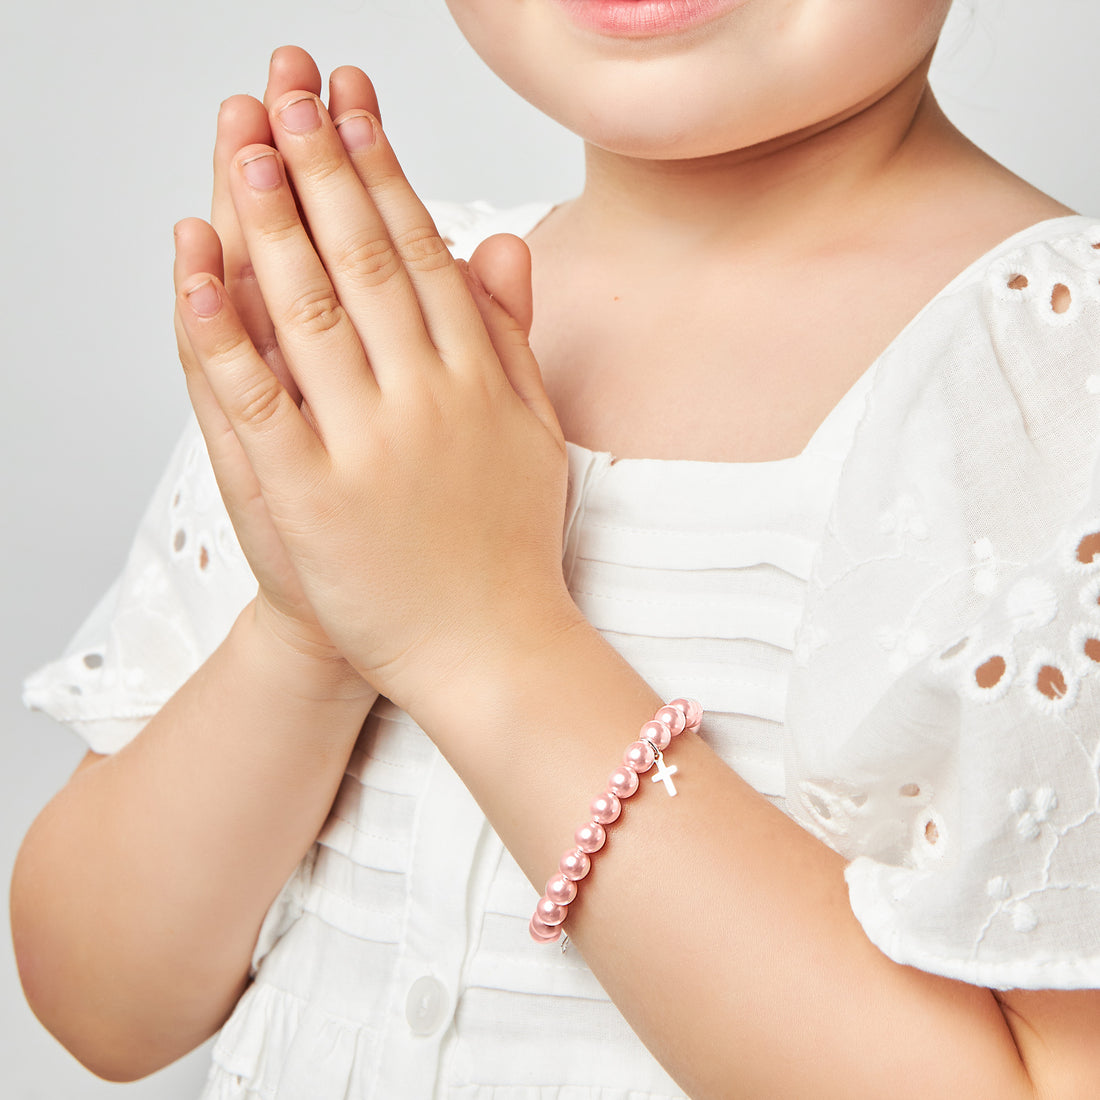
[23,203,1100,1099]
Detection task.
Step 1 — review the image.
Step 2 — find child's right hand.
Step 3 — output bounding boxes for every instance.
[173,47,383,673]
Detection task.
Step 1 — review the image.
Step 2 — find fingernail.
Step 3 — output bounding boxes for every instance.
[185,279,221,318]
[334,110,376,152]
[278,95,321,134]
[241,150,281,190]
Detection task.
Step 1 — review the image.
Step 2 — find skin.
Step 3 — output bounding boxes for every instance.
[11,3,1100,1095]
[446,0,1072,462]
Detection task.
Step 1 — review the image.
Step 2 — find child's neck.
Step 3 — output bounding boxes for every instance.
[525,63,1071,464]
[549,63,976,264]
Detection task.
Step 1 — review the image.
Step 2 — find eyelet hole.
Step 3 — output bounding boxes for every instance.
[1036,665,1068,700]
[1077,532,1100,565]
[975,656,1007,689]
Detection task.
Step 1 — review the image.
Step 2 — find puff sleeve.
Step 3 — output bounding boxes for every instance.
[785,217,1100,989]
[22,415,258,754]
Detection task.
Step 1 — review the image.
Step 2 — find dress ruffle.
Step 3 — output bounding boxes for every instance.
[203,982,365,1100]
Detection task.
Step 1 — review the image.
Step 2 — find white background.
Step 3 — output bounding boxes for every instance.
[2,1,1098,1096]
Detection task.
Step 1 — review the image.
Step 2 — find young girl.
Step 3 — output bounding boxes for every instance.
[13,2,1100,1097]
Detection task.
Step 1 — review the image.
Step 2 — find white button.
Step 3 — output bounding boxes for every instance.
[405,976,450,1036]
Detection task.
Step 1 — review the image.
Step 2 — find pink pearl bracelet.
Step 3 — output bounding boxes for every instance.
[529,697,702,944]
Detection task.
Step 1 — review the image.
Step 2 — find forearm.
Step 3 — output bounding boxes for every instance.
[10,600,375,1081]
[414,621,1039,1100]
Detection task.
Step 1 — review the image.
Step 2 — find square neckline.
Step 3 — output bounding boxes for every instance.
[488,203,1093,473]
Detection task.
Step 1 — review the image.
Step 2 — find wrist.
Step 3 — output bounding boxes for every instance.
[401,597,675,899]
[237,597,378,706]
[407,597,662,765]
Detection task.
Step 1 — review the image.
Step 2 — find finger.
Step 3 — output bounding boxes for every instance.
[175,301,268,542]
[319,103,496,376]
[260,93,445,387]
[263,46,323,110]
[468,234,535,335]
[175,260,326,500]
[211,96,301,403]
[173,218,232,458]
[173,222,231,447]
[328,65,381,126]
[174,223,321,627]
[462,242,561,437]
[260,49,321,249]
[174,216,224,288]
[177,299,315,622]
[228,45,320,403]
[228,139,382,425]
[173,219,275,530]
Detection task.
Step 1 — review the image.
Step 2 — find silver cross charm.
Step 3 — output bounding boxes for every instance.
[650,752,679,796]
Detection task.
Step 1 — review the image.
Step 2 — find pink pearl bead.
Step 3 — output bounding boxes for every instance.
[536,896,568,926]
[655,704,687,737]
[545,873,578,906]
[590,791,622,824]
[670,697,703,730]
[640,719,672,752]
[607,765,640,799]
[624,740,656,773]
[560,847,592,880]
[529,915,561,943]
[575,821,607,853]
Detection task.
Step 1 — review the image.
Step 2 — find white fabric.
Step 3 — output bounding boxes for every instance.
[785,215,1100,989]
[22,201,1100,1098]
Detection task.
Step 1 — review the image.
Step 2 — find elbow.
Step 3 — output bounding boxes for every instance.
[12,942,146,1082]
[13,937,217,1083]
[60,1044,165,1086]
[14,942,206,1083]
[10,845,193,1083]
[11,906,157,1083]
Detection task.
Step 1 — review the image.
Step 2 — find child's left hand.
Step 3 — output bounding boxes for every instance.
[173,66,583,717]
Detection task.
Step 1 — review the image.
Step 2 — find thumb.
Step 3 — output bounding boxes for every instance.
[468,233,534,335]
[463,236,560,439]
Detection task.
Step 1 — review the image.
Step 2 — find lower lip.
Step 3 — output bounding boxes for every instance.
[551,0,747,38]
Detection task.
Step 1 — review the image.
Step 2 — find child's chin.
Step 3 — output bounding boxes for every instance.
[551,98,788,162]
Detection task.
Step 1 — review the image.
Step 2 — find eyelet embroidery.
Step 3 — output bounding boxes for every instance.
[982,878,1042,937]
[912,807,947,866]
[1010,787,1059,842]
[1070,623,1100,674]
[800,231,1100,972]
[1066,520,1100,574]
[962,649,1016,704]
[797,779,873,839]
[1010,901,1040,933]
[1079,575,1100,616]
[1024,650,1078,715]
[1051,283,1073,316]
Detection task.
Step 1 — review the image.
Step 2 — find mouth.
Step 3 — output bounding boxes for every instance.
[548,0,749,38]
